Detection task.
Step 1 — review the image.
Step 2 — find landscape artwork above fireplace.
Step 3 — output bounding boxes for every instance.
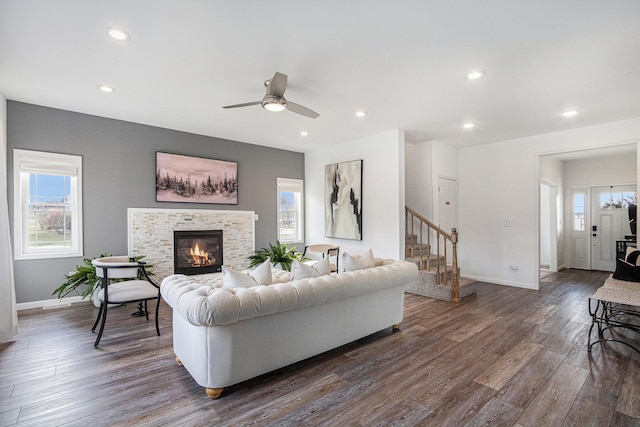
[174,230,223,275]
[156,152,238,205]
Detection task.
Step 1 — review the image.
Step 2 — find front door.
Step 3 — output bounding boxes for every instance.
[590,185,636,271]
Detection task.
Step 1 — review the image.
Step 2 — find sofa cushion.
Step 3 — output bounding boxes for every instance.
[343,249,375,272]
[222,259,272,288]
[613,257,640,282]
[292,258,330,280]
[625,247,640,265]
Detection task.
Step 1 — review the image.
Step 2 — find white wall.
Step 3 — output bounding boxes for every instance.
[405,141,432,217]
[459,117,640,289]
[305,130,405,260]
[540,155,564,269]
[563,152,637,187]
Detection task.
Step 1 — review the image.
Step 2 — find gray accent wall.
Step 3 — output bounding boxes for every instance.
[7,101,304,303]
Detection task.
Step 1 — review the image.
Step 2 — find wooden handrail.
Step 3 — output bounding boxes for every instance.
[405,206,460,302]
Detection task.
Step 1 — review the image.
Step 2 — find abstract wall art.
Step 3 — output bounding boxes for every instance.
[325,159,363,240]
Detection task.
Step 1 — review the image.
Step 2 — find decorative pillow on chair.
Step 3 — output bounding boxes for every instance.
[625,247,640,266]
[612,257,640,282]
[291,258,330,280]
[222,259,272,288]
[342,249,375,272]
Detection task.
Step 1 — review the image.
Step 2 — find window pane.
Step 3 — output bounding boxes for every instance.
[623,192,636,208]
[27,204,73,248]
[29,174,71,203]
[279,191,296,240]
[277,178,303,243]
[573,193,585,231]
[599,191,632,209]
[612,192,623,208]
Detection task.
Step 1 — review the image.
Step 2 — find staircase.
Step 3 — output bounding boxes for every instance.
[404,206,476,302]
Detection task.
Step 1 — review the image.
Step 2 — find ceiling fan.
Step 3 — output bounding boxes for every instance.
[222,72,319,119]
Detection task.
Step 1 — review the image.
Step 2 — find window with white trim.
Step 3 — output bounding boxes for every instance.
[13,149,83,260]
[277,177,303,243]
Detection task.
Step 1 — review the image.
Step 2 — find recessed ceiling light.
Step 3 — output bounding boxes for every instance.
[462,122,475,129]
[105,27,131,42]
[355,111,367,117]
[98,85,115,93]
[562,109,580,117]
[467,71,485,80]
[300,131,308,136]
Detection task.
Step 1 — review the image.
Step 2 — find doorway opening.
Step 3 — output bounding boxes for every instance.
[540,183,558,279]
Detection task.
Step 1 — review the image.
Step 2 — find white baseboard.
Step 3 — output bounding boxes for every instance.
[460,274,538,290]
[17,296,86,311]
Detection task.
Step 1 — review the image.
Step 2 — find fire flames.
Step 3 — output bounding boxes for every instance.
[189,243,212,267]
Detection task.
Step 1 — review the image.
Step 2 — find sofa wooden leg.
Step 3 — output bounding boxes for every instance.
[392,323,401,330]
[175,357,183,366]
[206,388,223,399]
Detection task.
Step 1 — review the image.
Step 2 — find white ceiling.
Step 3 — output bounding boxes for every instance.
[1,1,640,153]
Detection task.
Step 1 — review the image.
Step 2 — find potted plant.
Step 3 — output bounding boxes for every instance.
[248,240,306,272]
[53,254,152,306]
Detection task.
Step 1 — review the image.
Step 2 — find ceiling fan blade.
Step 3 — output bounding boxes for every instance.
[269,72,287,97]
[222,101,262,109]
[287,101,320,119]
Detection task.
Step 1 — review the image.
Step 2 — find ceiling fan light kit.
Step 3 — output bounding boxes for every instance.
[262,95,287,112]
[223,72,319,119]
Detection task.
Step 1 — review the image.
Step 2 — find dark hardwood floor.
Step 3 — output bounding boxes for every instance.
[2,269,640,426]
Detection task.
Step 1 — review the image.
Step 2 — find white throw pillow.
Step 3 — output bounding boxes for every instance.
[342,249,375,272]
[291,258,330,280]
[625,246,640,266]
[222,259,272,288]
[360,249,375,268]
[313,257,331,276]
[251,258,273,285]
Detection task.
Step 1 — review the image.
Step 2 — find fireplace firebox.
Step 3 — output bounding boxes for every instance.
[173,230,223,275]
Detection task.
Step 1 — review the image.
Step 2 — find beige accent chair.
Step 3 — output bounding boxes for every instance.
[302,244,340,273]
[91,256,160,348]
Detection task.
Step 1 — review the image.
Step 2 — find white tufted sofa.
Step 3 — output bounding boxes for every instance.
[160,259,418,398]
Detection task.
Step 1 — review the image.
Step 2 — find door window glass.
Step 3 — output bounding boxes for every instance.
[600,191,636,209]
[573,193,585,231]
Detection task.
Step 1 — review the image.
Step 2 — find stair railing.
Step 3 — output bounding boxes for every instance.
[405,206,460,302]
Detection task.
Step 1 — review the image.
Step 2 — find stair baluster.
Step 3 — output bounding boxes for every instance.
[405,206,460,302]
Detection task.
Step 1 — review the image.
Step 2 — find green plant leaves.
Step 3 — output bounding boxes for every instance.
[247,240,305,272]
[52,253,153,300]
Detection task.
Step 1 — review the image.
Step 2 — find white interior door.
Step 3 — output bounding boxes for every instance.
[590,185,636,271]
[437,177,457,233]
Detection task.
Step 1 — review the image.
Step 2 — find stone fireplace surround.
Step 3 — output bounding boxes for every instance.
[127,208,255,283]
